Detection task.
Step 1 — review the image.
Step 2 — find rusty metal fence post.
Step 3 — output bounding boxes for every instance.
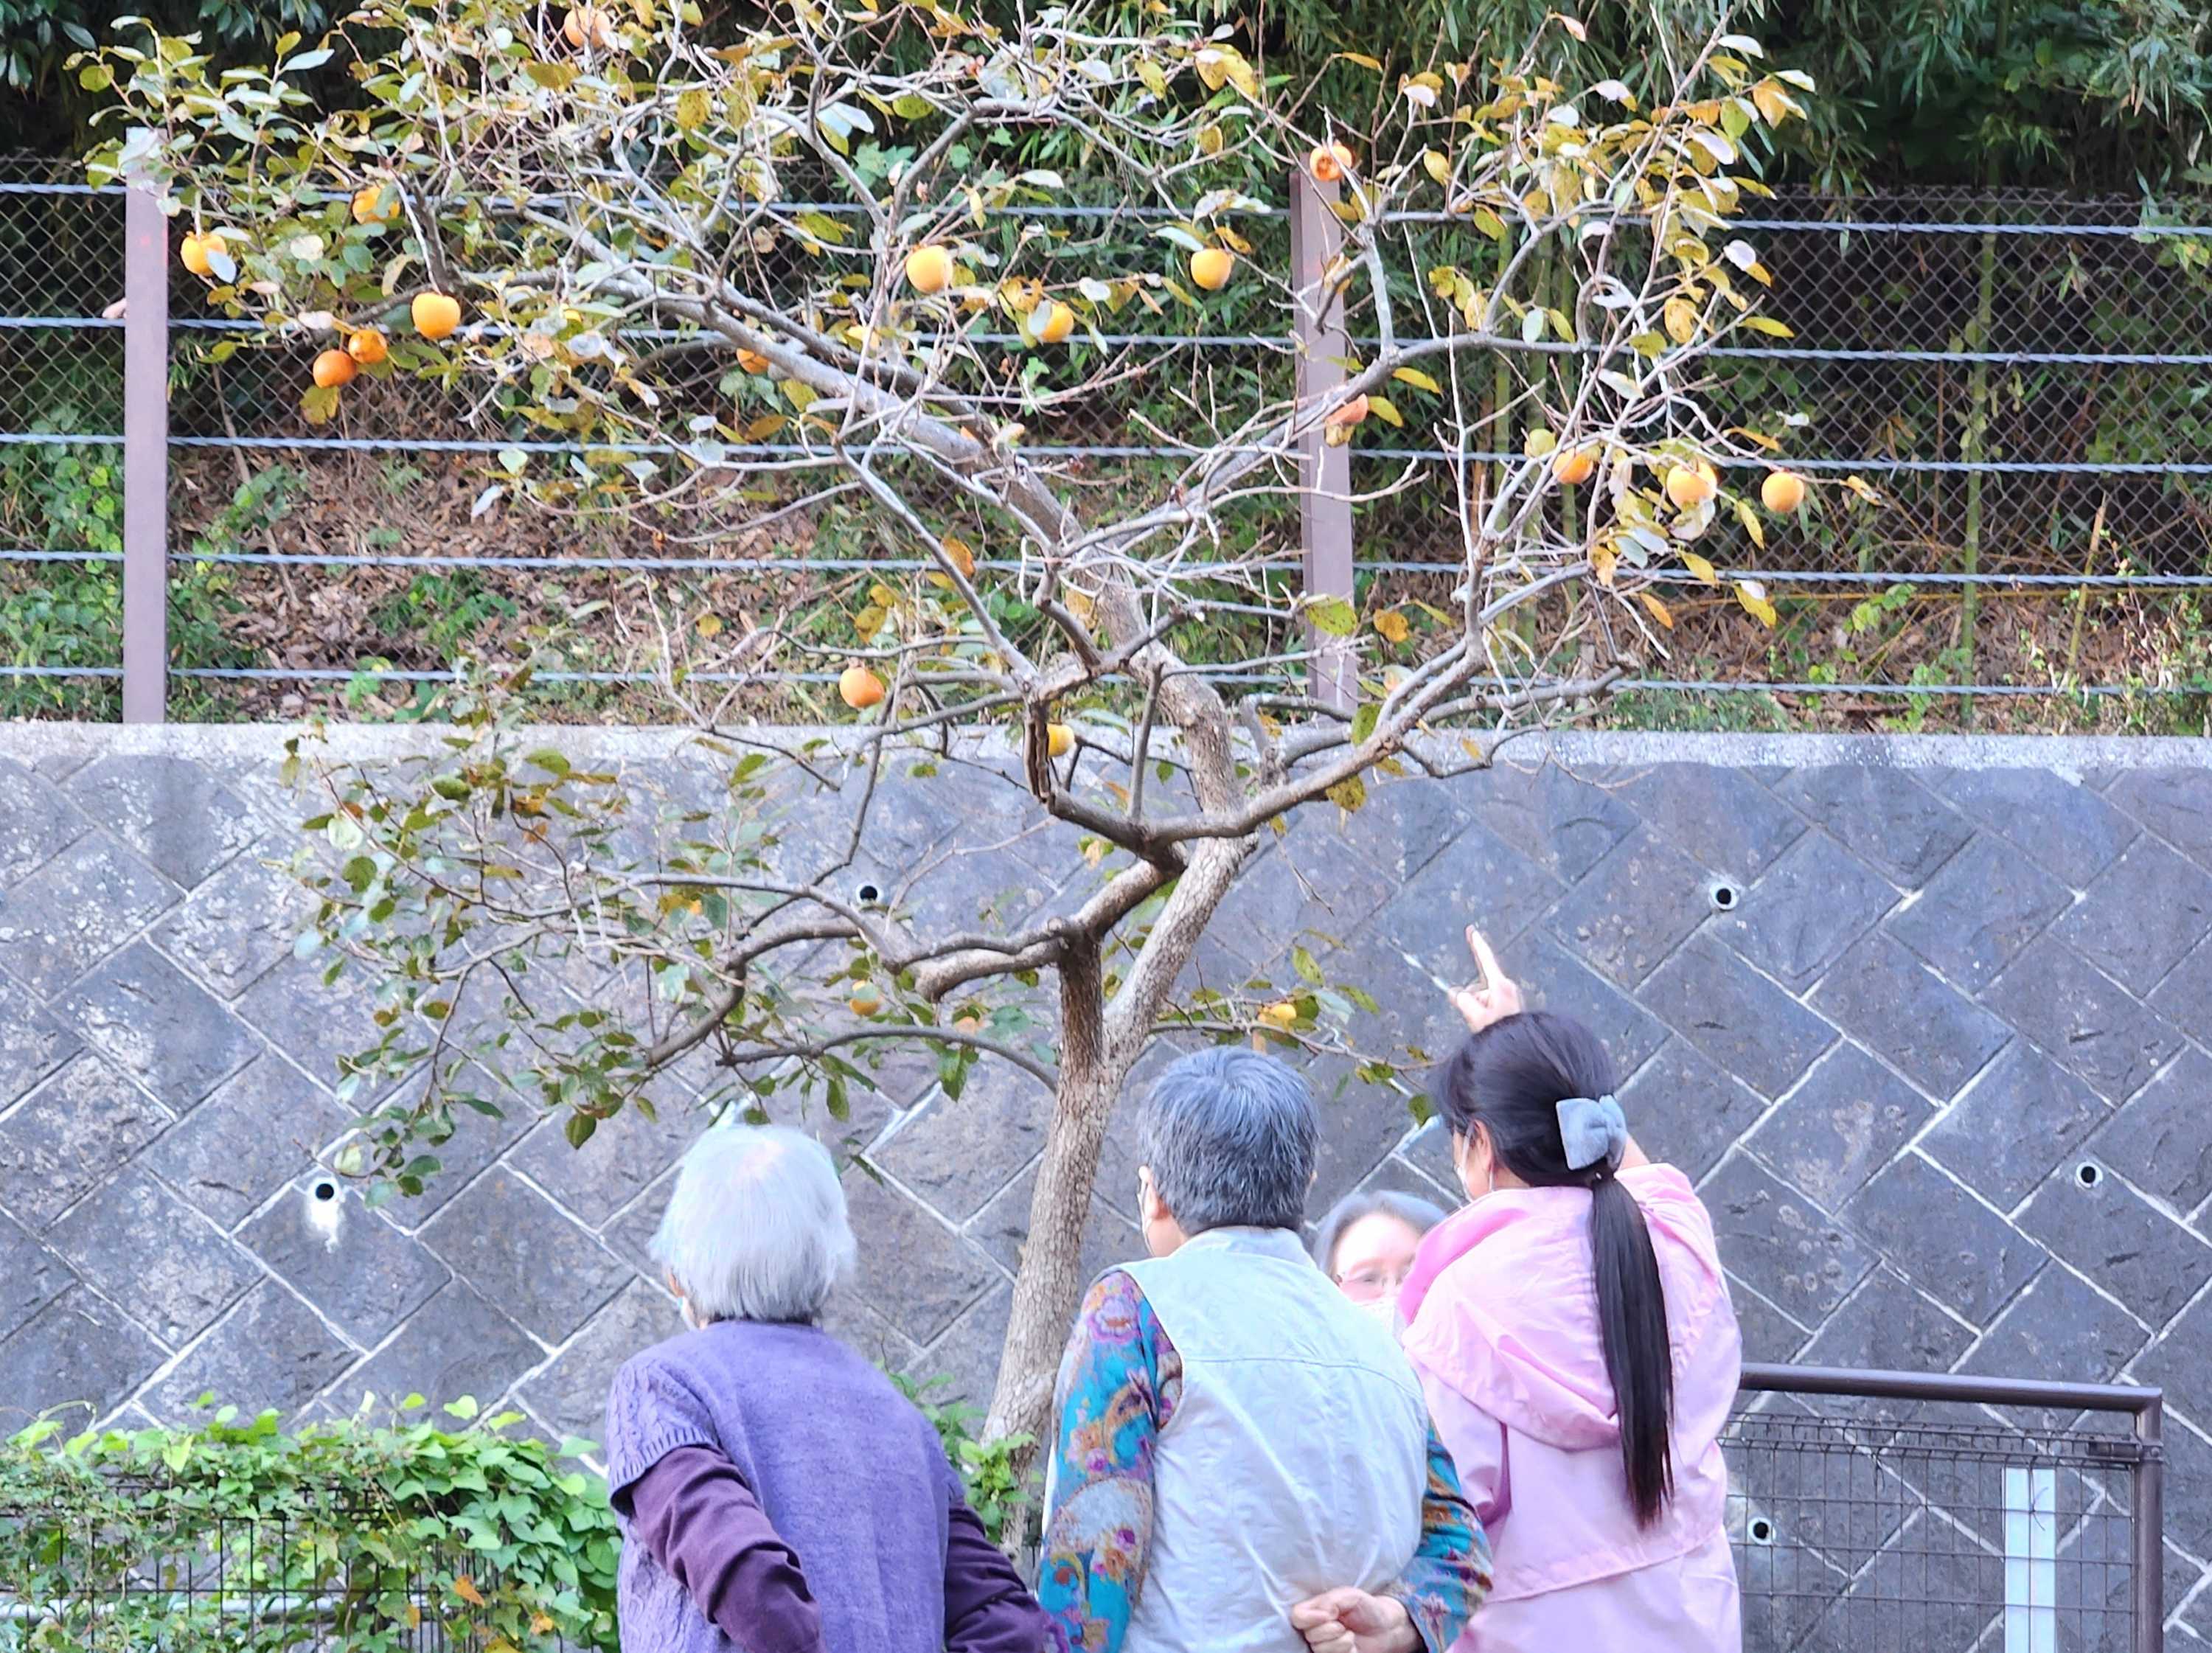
[122,161,167,723]
[1289,164,1355,714]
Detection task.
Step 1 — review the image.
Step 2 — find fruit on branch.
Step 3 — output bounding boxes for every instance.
[940,536,975,579]
[178,232,225,276]
[952,1013,982,1034]
[351,185,400,226]
[1323,394,1371,446]
[1046,723,1074,758]
[904,245,954,295]
[1664,460,1718,510]
[1552,448,1597,486]
[311,348,358,389]
[847,988,883,1017]
[838,665,886,709]
[561,5,616,48]
[1523,426,1557,459]
[1257,1000,1299,1031]
[347,328,387,366]
[1760,470,1806,513]
[1189,246,1234,291]
[1033,301,1076,344]
[1309,141,1355,183]
[411,291,462,341]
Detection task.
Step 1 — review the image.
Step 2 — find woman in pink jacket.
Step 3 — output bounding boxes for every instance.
[1394,930,1742,1653]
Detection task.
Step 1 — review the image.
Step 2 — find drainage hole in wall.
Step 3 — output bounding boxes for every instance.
[2077,1162,2104,1189]
[312,1179,338,1203]
[855,881,883,906]
[1749,1518,1775,1545]
[1708,880,1743,913]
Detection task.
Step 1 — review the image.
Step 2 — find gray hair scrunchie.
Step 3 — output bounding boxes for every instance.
[1556,1093,1629,1174]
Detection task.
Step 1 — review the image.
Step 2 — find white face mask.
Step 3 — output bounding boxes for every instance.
[1356,1292,1404,1334]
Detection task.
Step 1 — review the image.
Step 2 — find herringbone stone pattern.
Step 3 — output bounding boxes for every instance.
[1,728,2209,1634]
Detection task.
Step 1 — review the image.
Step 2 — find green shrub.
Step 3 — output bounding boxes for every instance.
[0,1400,619,1652]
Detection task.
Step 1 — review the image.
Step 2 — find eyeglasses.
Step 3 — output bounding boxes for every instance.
[1335,1265,1408,1302]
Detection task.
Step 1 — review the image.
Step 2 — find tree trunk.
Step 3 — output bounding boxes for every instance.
[984,935,1120,1461]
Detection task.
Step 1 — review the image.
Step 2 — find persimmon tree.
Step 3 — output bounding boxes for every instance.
[83,0,1825,1458]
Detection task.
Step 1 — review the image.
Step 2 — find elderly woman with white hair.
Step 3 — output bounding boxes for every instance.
[605,1124,1053,1653]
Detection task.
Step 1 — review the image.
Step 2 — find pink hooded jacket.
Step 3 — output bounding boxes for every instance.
[1397,1164,1742,1636]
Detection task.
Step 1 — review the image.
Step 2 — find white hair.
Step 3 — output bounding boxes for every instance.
[650,1125,857,1325]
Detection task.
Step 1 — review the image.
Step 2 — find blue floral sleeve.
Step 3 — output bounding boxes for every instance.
[1038,1269,1183,1653]
[1382,1424,1493,1652]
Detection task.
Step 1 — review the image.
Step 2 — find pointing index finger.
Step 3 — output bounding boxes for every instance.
[1465,925,1502,988]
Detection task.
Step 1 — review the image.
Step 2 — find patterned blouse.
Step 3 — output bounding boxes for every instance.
[1040,1267,1492,1653]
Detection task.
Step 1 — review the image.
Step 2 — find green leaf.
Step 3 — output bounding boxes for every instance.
[564,1112,597,1148]
[1349,700,1380,745]
[1292,945,1324,986]
[1326,774,1368,812]
[1307,596,1359,636]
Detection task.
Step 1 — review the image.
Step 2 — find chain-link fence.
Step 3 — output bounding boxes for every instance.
[4,162,2209,725]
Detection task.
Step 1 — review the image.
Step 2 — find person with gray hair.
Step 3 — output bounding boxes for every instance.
[1311,1189,1450,1312]
[1040,1048,1489,1653]
[603,1124,1053,1653]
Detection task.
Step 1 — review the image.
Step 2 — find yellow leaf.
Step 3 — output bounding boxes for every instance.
[1422,150,1451,187]
[453,1576,486,1609]
[1592,544,1618,588]
[1336,51,1384,70]
[1751,80,1804,125]
[406,1606,422,1630]
[1735,580,1778,627]
[1365,395,1405,428]
[1843,476,1886,505]
[1683,551,1719,586]
[675,88,710,131]
[1639,591,1676,629]
[531,1615,556,1637]
[1552,10,1587,40]
[1136,58,1168,97]
[1740,315,1795,338]
[1374,608,1411,644]
[695,613,724,638]
[1663,296,1700,346]
[1734,498,1767,549]
[1391,366,1443,394]
[1326,774,1368,812]
[852,604,886,639]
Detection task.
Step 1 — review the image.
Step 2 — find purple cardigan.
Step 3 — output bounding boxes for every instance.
[605,1318,1052,1653]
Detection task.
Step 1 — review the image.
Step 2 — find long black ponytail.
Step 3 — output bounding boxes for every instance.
[1430,1010,1676,1526]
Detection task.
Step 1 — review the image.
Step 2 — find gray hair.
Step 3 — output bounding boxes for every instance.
[1139,1048,1318,1234]
[1310,1189,1449,1275]
[650,1125,858,1325]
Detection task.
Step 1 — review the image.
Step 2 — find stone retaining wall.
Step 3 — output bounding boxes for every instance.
[1,726,2208,1630]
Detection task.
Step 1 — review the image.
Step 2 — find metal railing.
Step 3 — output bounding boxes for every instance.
[1733,1363,2165,1653]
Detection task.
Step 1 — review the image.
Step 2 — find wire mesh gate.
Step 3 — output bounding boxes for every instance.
[1731,1363,2166,1653]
